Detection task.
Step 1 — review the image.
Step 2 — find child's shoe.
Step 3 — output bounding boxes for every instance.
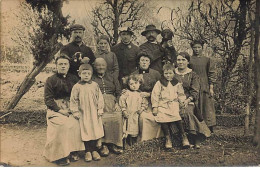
[111,145,123,154]
[84,152,92,162]
[92,151,101,161]
[182,133,190,149]
[165,136,173,149]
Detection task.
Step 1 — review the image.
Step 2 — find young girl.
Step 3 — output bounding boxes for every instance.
[95,35,119,78]
[70,64,104,162]
[119,74,148,146]
[151,63,190,149]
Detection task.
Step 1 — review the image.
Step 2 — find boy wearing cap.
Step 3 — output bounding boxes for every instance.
[70,64,104,162]
[60,24,96,76]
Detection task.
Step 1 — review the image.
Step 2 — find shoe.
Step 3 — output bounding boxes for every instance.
[70,152,80,162]
[165,136,173,149]
[84,152,92,162]
[56,157,70,166]
[194,144,201,149]
[92,151,101,161]
[99,145,109,157]
[182,133,190,149]
[111,145,123,154]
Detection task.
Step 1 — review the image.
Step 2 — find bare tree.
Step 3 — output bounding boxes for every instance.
[91,0,151,46]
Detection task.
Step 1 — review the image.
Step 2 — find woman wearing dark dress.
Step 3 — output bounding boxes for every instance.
[132,52,162,141]
[92,58,123,156]
[189,40,216,133]
[174,52,211,148]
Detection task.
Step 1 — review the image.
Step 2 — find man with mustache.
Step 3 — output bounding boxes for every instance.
[139,24,165,74]
[60,24,96,76]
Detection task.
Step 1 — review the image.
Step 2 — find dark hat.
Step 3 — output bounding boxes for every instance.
[70,24,85,32]
[178,52,191,62]
[78,64,93,74]
[190,39,205,47]
[119,27,134,35]
[137,51,152,62]
[161,29,174,41]
[97,35,110,43]
[141,24,161,36]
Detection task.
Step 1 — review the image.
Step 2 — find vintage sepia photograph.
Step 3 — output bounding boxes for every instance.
[0,0,259,167]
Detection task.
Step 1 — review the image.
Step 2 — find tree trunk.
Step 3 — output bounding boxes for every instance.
[253,0,260,151]
[112,0,119,46]
[4,42,63,112]
[244,22,254,136]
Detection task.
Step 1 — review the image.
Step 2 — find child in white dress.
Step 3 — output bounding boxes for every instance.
[151,63,190,149]
[70,64,104,162]
[119,74,148,146]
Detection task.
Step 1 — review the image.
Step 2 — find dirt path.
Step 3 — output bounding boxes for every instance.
[0,124,117,167]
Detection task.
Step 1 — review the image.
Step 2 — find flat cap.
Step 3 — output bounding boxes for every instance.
[70,24,85,31]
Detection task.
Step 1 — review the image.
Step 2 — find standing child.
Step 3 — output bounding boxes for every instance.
[151,63,190,149]
[119,74,148,146]
[70,64,104,162]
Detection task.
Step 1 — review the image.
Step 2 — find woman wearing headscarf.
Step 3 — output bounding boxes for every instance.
[92,58,123,155]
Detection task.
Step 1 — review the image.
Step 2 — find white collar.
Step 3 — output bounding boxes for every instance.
[175,68,192,76]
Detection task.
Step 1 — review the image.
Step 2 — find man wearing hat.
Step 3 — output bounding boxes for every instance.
[160,28,178,66]
[111,27,140,82]
[60,24,96,76]
[139,24,165,74]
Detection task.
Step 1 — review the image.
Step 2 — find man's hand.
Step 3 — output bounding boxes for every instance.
[59,109,70,117]
[81,57,90,64]
[152,107,158,116]
[73,112,80,120]
[123,110,129,119]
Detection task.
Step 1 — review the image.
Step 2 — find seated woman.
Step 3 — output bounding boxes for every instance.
[95,35,119,78]
[132,52,162,141]
[44,55,85,166]
[92,58,123,155]
[173,52,211,148]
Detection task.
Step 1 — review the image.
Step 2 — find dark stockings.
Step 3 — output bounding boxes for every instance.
[84,140,98,152]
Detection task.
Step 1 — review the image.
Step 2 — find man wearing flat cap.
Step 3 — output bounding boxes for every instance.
[139,24,165,74]
[60,24,96,76]
[111,27,140,82]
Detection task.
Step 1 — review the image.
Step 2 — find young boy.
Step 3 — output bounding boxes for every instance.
[70,64,104,162]
[151,63,190,149]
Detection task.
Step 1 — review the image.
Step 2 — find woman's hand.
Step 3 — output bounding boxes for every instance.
[152,107,158,116]
[73,112,80,120]
[140,92,151,98]
[182,99,190,108]
[115,103,121,112]
[59,109,70,117]
[209,85,214,97]
[123,110,129,119]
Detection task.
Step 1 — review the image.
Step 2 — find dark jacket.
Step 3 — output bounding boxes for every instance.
[60,42,96,76]
[139,41,165,74]
[111,42,139,80]
[44,73,79,112]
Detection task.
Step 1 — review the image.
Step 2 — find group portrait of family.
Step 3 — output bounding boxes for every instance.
[44,23,216,166]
